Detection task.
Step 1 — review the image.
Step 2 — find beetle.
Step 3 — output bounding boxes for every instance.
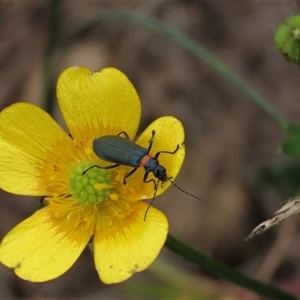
[83,130,178,189]
[83,130,200,219]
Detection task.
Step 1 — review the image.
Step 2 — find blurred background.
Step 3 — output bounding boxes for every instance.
[1,1,300,299]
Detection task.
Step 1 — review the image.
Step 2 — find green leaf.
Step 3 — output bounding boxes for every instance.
[280,124,300,156]
[257,160,300,198]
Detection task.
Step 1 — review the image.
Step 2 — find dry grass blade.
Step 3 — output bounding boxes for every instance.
[245,197,300,240]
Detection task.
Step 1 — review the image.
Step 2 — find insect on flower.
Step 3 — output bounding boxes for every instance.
[0,66,192,284]
[83,130,201,219]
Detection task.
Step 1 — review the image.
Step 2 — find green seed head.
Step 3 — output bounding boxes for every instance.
[69,162,113,205]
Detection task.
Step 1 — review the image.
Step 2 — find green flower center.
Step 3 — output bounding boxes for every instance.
[69,162,114,206]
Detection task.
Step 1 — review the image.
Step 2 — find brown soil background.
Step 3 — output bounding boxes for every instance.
[1,2,300,299]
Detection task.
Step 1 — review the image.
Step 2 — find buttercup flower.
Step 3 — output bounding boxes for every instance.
[0,67,185,283]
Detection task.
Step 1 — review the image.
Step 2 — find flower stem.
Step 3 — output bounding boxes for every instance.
[65,9,289,128]
[166,234,297,300]
[43,0,62,114]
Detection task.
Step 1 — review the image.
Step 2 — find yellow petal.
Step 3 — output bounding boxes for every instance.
[57,66,141,140]
[0,207,92,282]
[121,116,185,200]
[0,103,75,195]
[94,201,168,283]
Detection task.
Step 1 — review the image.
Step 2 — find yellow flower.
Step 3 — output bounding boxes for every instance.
[0,67,185,284]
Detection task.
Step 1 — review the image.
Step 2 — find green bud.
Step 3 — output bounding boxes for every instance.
[274,15,300,64]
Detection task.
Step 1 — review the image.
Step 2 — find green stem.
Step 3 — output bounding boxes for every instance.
[166,234,298,300]
[65,9,289,128]
[43,0,62,114]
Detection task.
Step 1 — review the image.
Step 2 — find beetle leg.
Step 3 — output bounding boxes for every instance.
[143,171,157,190]
[123,167,138,185]
[82,163,119,175]
[147,130,156,152]
[143,182,159,221]
[155,144,179,158]
[117,131,130,140]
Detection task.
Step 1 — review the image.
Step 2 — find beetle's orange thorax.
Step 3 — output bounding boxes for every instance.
[140,154,153,168]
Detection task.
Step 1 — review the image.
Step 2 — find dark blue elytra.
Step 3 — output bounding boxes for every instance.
[93,135,148,167]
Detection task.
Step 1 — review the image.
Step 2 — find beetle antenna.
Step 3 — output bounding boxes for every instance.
[144,178,200,221]
[144,180,159,221]
[168,178,201,201]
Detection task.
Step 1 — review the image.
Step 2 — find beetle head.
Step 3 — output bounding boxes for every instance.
[153,165,167,182]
